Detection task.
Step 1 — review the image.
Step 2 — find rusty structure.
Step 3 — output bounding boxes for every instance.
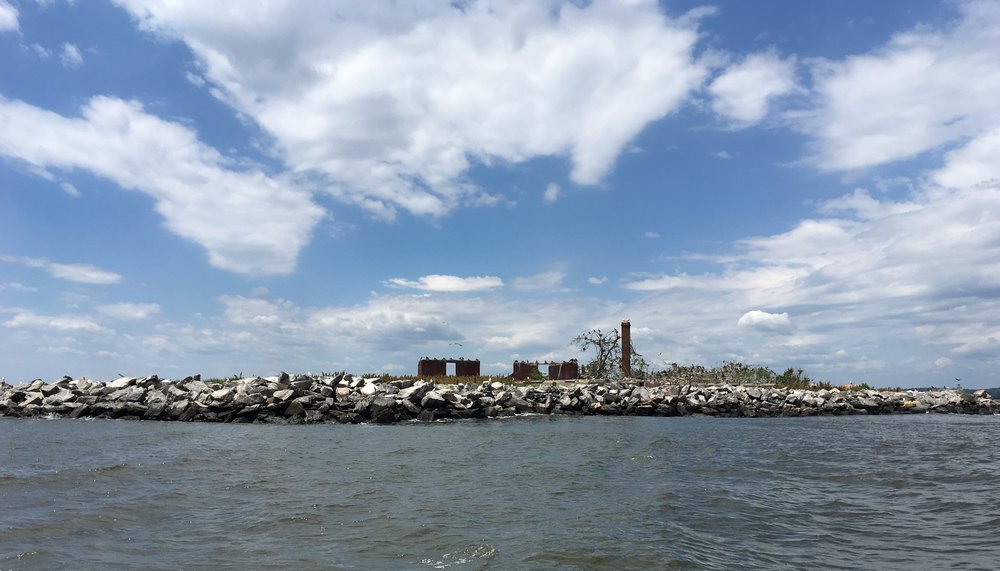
[512,359,579,381]
[621,320,631,378]
[417,357,481,377]
[512,361,539,380]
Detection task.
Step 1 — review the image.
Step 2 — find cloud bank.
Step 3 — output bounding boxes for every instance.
[0,96,324,274]
[114,0,712,218]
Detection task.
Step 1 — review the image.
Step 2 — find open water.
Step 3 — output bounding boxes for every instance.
[2,414,999,570]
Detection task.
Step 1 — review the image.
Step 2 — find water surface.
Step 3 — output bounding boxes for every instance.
[2,414,998,569]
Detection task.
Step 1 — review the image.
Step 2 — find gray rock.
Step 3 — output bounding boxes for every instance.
[272,389,295,402]
[110,387,146,402]
[42,388,76,405]
[40,384,61,397]
[168,400,190,418]
[211,387,235,401]
[183,379,209,393]
[283,400,305,417]
[421,391,447,410]
[397,382,432,403]
[144,402,166,419]
[290,378,313,392]
[106,377,138,390]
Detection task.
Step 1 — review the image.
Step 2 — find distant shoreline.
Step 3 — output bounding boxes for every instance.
[2,373,998,423]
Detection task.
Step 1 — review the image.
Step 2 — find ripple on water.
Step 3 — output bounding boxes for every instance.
[420,543,498,569]
[3,415,1000,569]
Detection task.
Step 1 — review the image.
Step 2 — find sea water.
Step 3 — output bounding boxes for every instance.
[2,414,999,570]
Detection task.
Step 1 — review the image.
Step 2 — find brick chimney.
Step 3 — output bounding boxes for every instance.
[621,320,631,378]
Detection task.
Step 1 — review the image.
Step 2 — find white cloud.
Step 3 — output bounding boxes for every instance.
[59,181,80,197]
[621,172,1000,383]
[385,274,503,293]
[644,231,661,239]
[799,1,1000,171]
[184,71,205,87]
[0,0,18,32]
[738,310,792,332]
[709,51,798,127]
[0,282,37,292]
[510,270,565,291]
[37,345,86,355]
[28,43,50,58]
[587,276,608,285]
[1,255,122,284]
[950,335,1000,358]
[932,127,1000,189]
[142,335,174,352]
[713,150,734,159]
[543,183,561,204]
[4,310,112,333]
[98,302,161,320]
[48,262,121,284]
[0,96,324,274]
[170,284,628,373]
[114,1,712,218]
[60,42,83,67]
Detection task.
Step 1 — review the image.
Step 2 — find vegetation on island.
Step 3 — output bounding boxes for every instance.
[201,329,902,391]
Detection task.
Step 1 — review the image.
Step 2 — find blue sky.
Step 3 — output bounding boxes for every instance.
[1,0,999,387]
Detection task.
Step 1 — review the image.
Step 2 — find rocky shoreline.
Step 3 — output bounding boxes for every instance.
[1,373,997,423]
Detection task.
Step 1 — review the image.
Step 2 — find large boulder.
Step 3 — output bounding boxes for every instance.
[420,391,448,410]
[370,396,399,423]
[106,377,138,390]
[398,382,432,403]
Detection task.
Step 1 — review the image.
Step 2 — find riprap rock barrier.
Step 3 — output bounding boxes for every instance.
[1,374,996,424]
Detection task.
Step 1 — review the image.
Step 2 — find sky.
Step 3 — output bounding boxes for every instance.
[1,0,998,387]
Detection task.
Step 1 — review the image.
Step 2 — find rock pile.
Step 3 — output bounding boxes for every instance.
[1,374,997,424]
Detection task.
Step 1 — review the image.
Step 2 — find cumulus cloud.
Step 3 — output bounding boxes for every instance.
[587,276,608,285]
[798,0,1000,171]
[76,288,611,377]
[1,255,122,284]
[543,183,562,204]
[709,51,798,127]
[60,42,83,67]
[738,310,792,332]
[385,274,503,293]
[621,172,1000,383]
[0,96,324,274]
[932,127,1000,189]
[272,290,606,363]
[644,231,661,239]
[0,0,17,32]
[510,270,565,291]
[950,335,1000,358]
[113,0,712,218]
[4,311,112,334]
[221,295,295,326]
[98,302,161,320]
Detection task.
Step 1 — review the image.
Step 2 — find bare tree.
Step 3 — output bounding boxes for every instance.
[573,328,648,380]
